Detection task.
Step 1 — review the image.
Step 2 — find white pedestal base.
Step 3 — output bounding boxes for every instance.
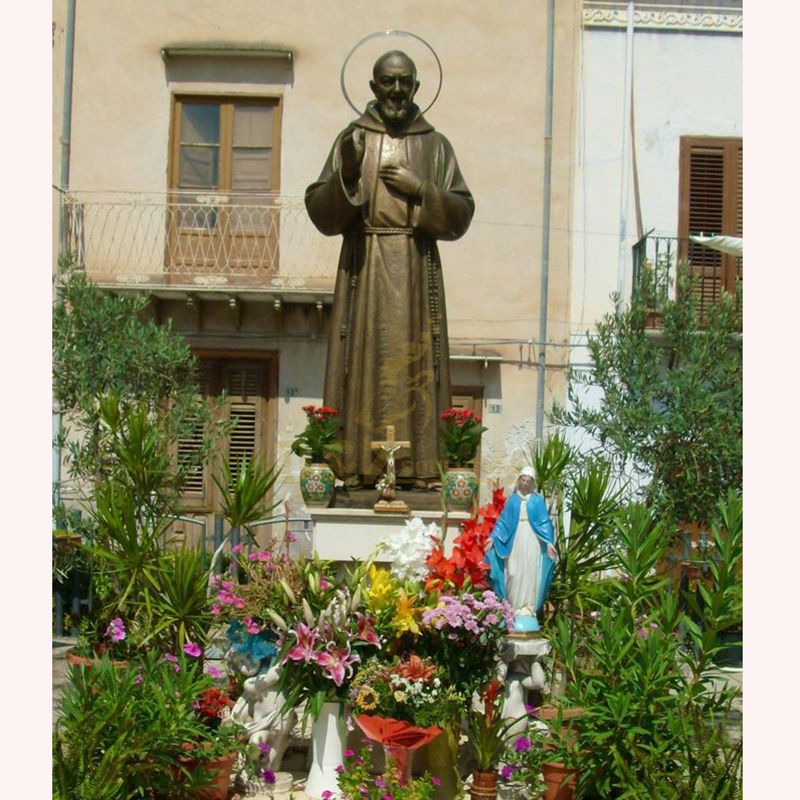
[309,508,469,561]
[497,635,552,737]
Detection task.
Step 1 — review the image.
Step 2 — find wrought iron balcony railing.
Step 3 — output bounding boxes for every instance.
[62,191,341,292]
[631,233,742,328]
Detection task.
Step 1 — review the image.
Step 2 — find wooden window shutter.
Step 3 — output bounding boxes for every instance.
[178,419,206,495]
[176,361,212,498]
[223,363,264,487]
[678,136,743,321]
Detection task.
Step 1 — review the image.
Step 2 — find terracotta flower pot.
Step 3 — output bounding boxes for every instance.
[66,650,129,670]
[178,743,237,800]
[471,769,498,799]
[535,705,584,746]
[541,761,576,800]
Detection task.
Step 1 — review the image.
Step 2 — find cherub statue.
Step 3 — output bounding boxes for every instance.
[226,648,298,774]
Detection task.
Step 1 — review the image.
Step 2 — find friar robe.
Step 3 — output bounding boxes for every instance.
[305,101,474,485]
[485,492,556,614]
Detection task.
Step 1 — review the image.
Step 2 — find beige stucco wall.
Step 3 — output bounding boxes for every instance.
[54,0,581,501]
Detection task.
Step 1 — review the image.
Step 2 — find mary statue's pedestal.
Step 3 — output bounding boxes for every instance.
[497,635,552,737]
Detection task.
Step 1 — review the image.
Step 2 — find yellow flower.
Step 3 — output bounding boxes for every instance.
[393,588,420,636]
[366,565,397,611]
[356,687,379,711]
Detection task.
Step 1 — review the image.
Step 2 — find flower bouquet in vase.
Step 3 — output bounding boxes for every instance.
[291,405,342,507]
[269,564,382,799]
[439,408,487,511]
[348,655,464,787]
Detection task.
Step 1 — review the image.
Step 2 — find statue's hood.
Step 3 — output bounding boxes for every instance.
[353,100,434,135]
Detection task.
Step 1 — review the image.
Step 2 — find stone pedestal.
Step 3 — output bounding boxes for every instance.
[309,508,469,561]
[331,486,445,511]
[497,635,551,737]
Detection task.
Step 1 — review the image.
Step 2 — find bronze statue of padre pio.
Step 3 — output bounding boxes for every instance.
[305,49,474,489]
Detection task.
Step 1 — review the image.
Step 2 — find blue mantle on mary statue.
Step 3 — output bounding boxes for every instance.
[485,492,556,613]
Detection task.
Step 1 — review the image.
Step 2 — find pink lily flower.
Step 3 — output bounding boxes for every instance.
[314,642,360,686]
[286,623,320,663]
[243,616,261,635]
[355,613,381,647]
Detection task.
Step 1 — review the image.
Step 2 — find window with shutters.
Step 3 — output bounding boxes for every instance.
[678,136,742,322]
[168,95,282,282]
[177,355,276,510]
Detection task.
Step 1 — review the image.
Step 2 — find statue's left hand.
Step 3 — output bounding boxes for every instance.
[547,544,557,560]
[379,164,424,200]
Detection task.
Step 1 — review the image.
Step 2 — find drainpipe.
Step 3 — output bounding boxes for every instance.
[54,0,77,513]
[615,1,635,309]
[535,0,556,443]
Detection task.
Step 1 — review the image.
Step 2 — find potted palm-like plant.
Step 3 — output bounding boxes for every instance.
[439,408,487,511]
[291,405,342,507]
[464,679,521,800]
[54,651,243,800]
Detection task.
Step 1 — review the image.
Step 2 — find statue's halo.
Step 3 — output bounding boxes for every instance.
[340,30,443,116]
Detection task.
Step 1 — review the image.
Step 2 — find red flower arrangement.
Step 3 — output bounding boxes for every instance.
[426,487,507,590]
[439,408,487,467]
[193,687,235,729]
[302,405,338,419]
[291,405,342,462]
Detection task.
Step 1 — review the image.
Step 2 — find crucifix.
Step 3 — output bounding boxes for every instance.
[370,424,411,513]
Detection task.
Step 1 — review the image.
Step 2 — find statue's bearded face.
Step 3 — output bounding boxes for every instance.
[370,55,419,124]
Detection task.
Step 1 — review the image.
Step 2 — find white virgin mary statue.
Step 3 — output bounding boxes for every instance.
[485,467,557,633]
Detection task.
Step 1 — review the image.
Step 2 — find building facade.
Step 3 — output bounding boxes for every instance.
[53,1,742,538]
[52,0,584,529]
[567,0,742,450]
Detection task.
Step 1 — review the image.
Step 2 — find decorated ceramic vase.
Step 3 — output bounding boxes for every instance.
[444,467,478,512]
[299,461,335,508]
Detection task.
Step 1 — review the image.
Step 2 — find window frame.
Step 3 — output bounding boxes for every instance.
[166,93,284,279]
[677,135,742,317]
[168,93,283,196]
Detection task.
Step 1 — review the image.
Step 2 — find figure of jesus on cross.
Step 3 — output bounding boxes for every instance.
[371,425,411,513]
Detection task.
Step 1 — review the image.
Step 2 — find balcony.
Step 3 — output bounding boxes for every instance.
[62,191,340,298]
[631,233,742,329]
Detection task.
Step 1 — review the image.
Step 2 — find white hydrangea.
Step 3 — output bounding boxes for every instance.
[380,517,440,583]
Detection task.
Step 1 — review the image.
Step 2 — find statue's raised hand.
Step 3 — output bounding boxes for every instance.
[340,125,365,183]
[379,163,424,200]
